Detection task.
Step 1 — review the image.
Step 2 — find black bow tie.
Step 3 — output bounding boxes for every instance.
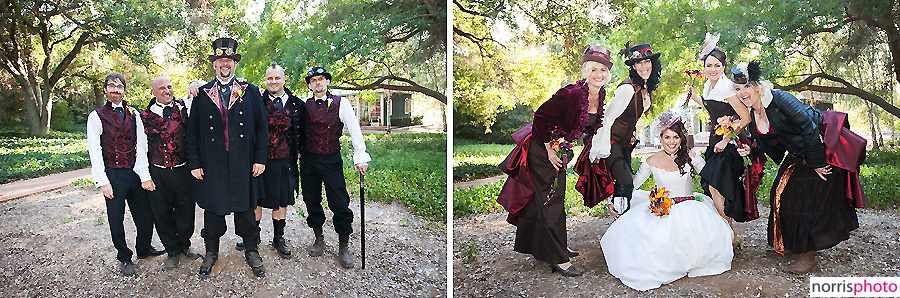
[274,99,284,111]
[315,98,325,106]
[114,107,125,120]
[163,106,173,121]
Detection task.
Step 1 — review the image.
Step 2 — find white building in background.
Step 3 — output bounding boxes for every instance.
[330,88,445,127]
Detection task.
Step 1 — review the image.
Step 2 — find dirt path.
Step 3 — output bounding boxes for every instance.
[453,205,900,297]
[0,184,446,297]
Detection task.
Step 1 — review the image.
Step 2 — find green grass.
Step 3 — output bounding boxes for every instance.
[340,133,447,222]
[452,139,584,182]
[0,123,89,184]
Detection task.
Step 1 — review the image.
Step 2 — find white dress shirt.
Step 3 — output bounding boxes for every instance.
[303,94,371,164]
[87,102,151,187]
[589,84,650,160]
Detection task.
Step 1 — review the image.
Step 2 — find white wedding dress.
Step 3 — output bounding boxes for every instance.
[600,154,733,291]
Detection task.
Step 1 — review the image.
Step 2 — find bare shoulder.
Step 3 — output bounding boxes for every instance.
[645,151,664,167]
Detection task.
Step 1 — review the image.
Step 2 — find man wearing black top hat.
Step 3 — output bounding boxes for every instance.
[186,37,268,278]
[87,73,165,277]
[233,62,305,259]
[300,66,370,269]
[141,76,202,269]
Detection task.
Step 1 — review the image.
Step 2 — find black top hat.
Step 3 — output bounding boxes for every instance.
[623,43,661,66]
[305,67,332,84]
[208,37,242,63]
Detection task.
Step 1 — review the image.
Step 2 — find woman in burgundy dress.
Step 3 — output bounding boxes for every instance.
[497,45,612,277]
[732,61,865,274]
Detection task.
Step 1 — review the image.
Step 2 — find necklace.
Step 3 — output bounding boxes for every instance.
[663,150,677,157]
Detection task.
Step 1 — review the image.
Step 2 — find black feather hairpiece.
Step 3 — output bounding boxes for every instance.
[747,60,763,83]
[618,40,631,58]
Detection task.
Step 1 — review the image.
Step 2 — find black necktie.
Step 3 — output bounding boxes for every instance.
[163,106,173,121]
[274,98,283,111]
[114,107,125,120]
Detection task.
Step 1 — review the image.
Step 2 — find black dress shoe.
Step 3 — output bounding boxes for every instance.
[244,251,265,277]
[182,248,201,260]
[163,254,179,269]
[121,261,136,277]
[568,249,579,258]
[198,252,218,278]
[273,239,292,259]
[137,247,165,259]
[550,264,583,277]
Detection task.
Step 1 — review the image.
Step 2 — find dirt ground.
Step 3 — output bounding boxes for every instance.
[0,184,446,297]
[453,204,900,297]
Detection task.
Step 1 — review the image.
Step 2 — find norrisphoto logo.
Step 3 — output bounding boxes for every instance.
[811,277,900,297]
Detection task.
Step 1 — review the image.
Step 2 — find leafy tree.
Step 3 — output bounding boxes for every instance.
[0,0,187,135]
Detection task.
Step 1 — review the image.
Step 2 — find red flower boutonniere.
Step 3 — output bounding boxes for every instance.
[229,84,247,108]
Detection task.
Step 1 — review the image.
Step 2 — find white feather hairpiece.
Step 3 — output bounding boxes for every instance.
[698,33,720,61]
[649,108,685,145]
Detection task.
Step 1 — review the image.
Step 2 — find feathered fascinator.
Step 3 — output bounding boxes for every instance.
[617,40,632,58]
[650,108,686,140]
[698,33,720,60]
[731,60,763,84]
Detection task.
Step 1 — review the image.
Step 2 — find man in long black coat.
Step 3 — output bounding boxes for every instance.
[186,37,268,278]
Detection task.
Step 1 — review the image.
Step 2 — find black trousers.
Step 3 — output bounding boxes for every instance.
[606,141,634,195]
[104,167,155,263]
[148,166,195,254]
[201,209,260,253]
[300,151,353,236]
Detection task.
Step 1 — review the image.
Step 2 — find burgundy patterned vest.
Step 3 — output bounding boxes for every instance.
[266,96,293,159]
[304,94,343,155]
[97,102,137,168]
[141,100,188,167]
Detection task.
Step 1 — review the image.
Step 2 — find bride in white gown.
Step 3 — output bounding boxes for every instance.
[600,110,734,291]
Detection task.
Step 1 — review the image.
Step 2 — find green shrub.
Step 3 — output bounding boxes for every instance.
[0,124,89,184]
[51,101,75,132]
[453,163,502,182]
[454,104,534,144]
[339,133,446,222]
[391,115,424,127]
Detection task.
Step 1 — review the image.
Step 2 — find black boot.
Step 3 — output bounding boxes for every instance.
[611,183,634,214]
[338,234,355,269]
[198,251,217,278]
[236,220,261,251]
[244,251,265,277]
[272,219,292,259]
[309,227,325,257]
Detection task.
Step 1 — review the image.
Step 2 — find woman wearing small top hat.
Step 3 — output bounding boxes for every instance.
[686,34,753,250]
[588,42,662,218]
[731,61,866,274]
[497,45,613,277]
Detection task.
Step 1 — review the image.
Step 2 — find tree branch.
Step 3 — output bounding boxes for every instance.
[775,73,900,118]
[336,75,446,104]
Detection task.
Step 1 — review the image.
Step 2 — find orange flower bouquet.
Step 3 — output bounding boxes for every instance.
[714,116,751,166]
[683,70,705,106]
[648,187,674,218]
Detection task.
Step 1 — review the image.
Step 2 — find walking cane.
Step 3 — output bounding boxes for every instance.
[360,172,366,269]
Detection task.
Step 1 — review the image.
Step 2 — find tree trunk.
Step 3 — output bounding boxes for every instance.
[866,101,880,149]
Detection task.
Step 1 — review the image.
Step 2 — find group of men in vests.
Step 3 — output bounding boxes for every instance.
[87,37,371,278]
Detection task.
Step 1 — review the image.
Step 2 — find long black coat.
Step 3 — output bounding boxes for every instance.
[187,79,268,216]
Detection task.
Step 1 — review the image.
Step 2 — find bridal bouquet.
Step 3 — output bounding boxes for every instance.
[648,187,673,218]
[714,116,751,166]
